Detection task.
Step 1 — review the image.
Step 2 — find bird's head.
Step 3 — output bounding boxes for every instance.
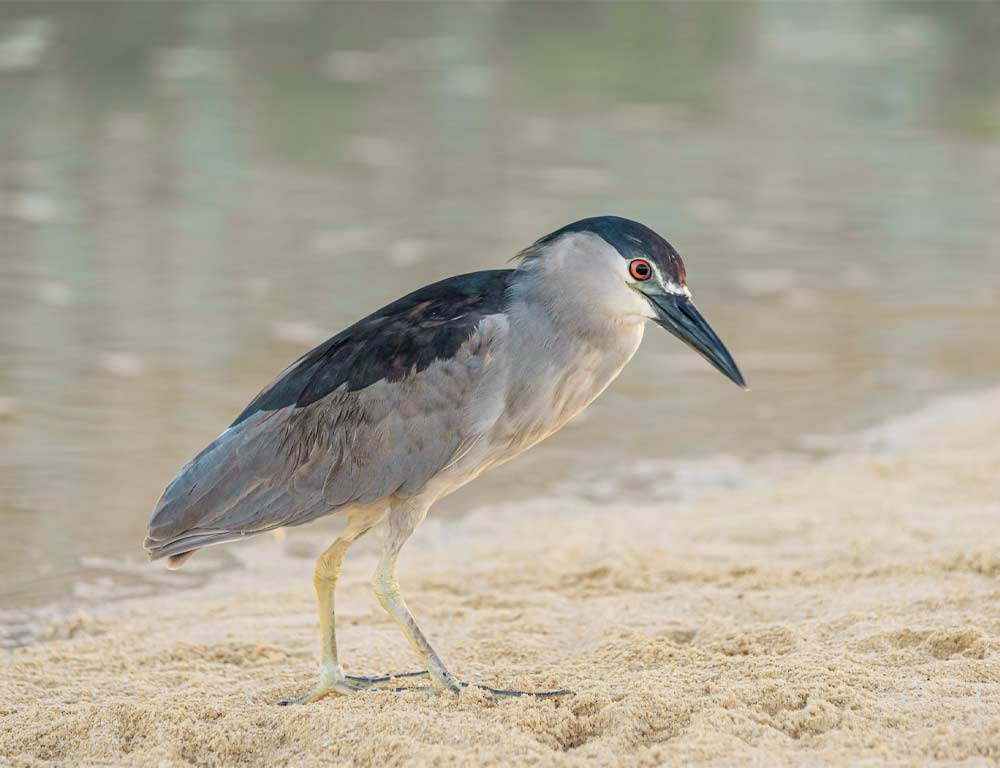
[519,216,746,389]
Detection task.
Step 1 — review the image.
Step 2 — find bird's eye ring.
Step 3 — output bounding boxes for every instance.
[629,259,652,281]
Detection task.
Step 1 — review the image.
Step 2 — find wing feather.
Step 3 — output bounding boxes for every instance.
[144,274,511,564]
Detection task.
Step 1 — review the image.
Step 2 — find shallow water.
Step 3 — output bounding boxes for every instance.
[1,2,1000,641]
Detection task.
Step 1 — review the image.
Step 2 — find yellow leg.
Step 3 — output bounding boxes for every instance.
[279,536,359,704]
[313,538,353,684]
[372,552,460,693]
[279,516,430,705]
[370,551,570,699]
[281,500,569,703]
[367,500,571,700]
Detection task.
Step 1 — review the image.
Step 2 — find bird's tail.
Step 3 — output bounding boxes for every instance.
[144,528,248,568]
[144,422,257,568]
[143,410,330,568]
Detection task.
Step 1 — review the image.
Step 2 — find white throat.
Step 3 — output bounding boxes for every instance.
[498,238,648,454]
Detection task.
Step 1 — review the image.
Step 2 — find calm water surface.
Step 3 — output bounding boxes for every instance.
[2,1,1000,643]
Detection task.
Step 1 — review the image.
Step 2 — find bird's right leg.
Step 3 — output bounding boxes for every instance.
[370,499,572,699]
[371,553,571,699]
[372,551,461,694]
[279,516,428,705]
[370,498,462,694]
[278,534,360,704]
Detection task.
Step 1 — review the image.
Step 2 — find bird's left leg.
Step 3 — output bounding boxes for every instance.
[372,498,462,693]
[371,499,571,699]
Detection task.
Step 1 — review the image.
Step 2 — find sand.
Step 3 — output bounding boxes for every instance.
[3,388,1000,767]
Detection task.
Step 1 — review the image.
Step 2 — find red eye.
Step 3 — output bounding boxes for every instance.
[629,259,652,281]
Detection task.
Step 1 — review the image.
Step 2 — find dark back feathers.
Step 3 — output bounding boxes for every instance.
[232,270,513,426]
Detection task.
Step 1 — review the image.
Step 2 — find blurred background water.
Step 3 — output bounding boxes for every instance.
[2,1,1000,643]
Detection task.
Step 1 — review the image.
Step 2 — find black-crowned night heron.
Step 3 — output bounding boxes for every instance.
[145,216,746,703]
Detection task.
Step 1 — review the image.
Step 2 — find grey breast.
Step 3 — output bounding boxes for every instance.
[144,270,513,562]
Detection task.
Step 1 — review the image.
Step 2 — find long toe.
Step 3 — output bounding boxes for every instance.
[460,682,573,699]
[343,670,429,687]
[278,673,573,701]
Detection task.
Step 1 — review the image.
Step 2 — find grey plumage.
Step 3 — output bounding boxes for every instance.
[145,273,510,565]
[144,215,745,701]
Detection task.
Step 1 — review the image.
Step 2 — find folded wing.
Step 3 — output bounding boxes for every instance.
[144,270,512,565]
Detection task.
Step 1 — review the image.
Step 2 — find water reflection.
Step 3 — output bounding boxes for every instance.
[1,1,999,636]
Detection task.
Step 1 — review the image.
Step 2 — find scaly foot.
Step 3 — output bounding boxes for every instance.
[277,670,429,705]
[347,673,571,699]
[278,670,572,703]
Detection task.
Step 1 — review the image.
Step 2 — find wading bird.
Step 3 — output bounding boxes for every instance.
[145,216,746,703]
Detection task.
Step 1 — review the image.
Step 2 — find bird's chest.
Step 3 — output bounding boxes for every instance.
[489,322,644,461]
[425,314,643,499]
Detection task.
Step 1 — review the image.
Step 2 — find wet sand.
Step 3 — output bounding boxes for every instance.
[3,388,1000,767]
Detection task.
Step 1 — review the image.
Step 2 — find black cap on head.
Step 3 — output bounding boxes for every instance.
[536,216,687,286]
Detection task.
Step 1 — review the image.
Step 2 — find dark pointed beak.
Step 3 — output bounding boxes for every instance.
[645,292,747,389]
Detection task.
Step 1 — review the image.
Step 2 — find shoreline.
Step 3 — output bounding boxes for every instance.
[0,382,955,648]
[3,386,1000,766]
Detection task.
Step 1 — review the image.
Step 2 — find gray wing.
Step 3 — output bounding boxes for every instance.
[144,270,514,565]
[144,316,507,563]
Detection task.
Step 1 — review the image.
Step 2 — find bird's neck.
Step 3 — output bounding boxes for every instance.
[502,271,644,434]
[506,268,645,355]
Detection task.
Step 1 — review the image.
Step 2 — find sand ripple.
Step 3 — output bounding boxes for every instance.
[3,389,1000,766]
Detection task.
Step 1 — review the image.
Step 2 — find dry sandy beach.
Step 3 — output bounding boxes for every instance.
[3,387,1000,767]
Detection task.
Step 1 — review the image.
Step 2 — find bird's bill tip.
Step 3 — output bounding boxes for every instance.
[647,295,747,389]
